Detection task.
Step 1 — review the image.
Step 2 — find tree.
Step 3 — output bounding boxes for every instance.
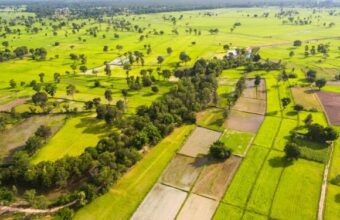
[223,44,230,51]
[281,97,291,109]
[315,78,326,90]
[122,89,128,103]
[104,89,113,104]
[151,86,159,93]
[32,92,48,108]
[66,84,76,99]
[54,72,61,83]
[103,45,109,52]
[304,114,313,126]
[54,208,74,220]
[289,51,295,57]
[162,69,171,80]
[39,72,45,83]
[179,52,191,64]
[79,65,88,73]
[284,143,300,160]
[209,141,231,160]
[306,70,317,82]
[35,125,52,139]
[123,63,131,77]
[44,83,57,97]
[24,136,43,155]
[157,56,164,68]
[166,47,173,55]
[293,40,302,47]
[294,104,304,112]
[9,79,16,88]
[104,64,111,77]
[254,75,261,87]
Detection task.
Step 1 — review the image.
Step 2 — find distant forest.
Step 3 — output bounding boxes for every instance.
[0,0,339,17]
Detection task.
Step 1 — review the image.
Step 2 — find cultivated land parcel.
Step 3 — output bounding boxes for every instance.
[0,6,340,220]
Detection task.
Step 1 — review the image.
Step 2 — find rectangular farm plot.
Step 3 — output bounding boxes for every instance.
[317,91,340,125]
[266,78,281,116]
[247,151,286,215]
[226,110,264,134]
[179,127,221,157]
[131,184,187,220]
[192,155,242,200]
[233,97,266,115]
[253,116,281,148]
[271,159,324,220]
[243,79,266,100]
[273,119,298,151]
[213,203,243,220]
[223,146,268,208]
[161,154,204,191]
[324,184,340,220]
[177,194,218,220]
[220,129,254,155]
[291,87,322,111]
[196,108,226,132]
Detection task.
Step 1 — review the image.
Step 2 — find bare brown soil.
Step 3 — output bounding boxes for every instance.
[161,154,206,191]
[317,91,340,125]
[176,194,218,220]
[226,110,264,133]
[131,183,187,220]
[179,127,221,157]
[233,97,266,115]
[292,87,322,111]
[192,155,242,200]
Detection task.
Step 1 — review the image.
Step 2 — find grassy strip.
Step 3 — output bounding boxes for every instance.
[74,125,195,220]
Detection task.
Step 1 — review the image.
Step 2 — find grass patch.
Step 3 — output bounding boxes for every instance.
[196,108,225,132]
[220,129,254,155]
[295,138,329,163]
[32,114,110,163]
[273,119,298,151]
[324,184,340,220]
[74,125,195,220]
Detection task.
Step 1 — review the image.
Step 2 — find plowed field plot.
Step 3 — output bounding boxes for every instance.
[131,183,187,220]
[161,154,205,191]
[179,127,221,157]
[243,79,266,100]
[317,91,340,125]
[192,155,242,200]
[233,97,266,115]
[291,88,322,111]
[177,194,218,220]
[226,110,264,133]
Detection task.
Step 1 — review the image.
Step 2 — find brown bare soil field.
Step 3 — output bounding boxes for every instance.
[243,79,266,100]
[161,154,206,191]
[131,183,187,220]
[0,98,26,111]
[226,110,264,133]
[0,115,66,160]
[192,155,242,200]
[179,127,221,157]
[317,91,340,125]
[233,97,266,115]
[292,88,322,111]
[176,194,218,220]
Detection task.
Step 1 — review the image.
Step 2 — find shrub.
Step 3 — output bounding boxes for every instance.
[284,142,300,160]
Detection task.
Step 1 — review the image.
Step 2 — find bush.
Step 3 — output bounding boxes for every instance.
[284,142,300,160]
[209,141,231,159]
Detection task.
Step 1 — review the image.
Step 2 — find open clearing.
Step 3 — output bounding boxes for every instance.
[179,127,221,157]
[226,110,264,133]
[192,155,242,200]
[317,91,340,125]
[177,194,218,220]
[131,183,187,220]
[161,154,205,191]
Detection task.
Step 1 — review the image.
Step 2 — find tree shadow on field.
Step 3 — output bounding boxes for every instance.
[335,194,340,203]
[75,116,110,136]
[268,156,293,168]
[305,89,318,94]
[190,155,221,168]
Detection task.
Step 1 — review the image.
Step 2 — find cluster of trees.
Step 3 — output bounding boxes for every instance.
[0,45,47,62]
[209,141,231,159]
[284,114,338,160]
[306,69,327,90]
[24,125,52,155]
